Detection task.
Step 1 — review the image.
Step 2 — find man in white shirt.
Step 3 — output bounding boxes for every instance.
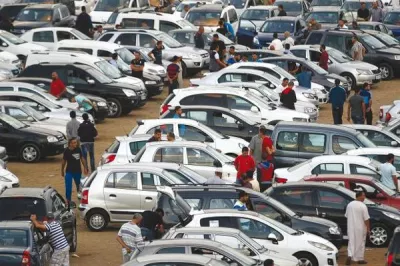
[204,169,228,184]
[380,153,398,191]
[268,33,283,51]
[338,19,348,29]
[282,31,295,48]
[276,78,289,95]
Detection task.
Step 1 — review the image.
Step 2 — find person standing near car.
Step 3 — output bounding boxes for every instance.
[66,111,81,140]
[370,1,383,22]
[148,41,164,65]
[277,5,287,16]
[78,113,97,173]
[140,209,165,241]
[319,44,329,71]
[296,66,312,89]
[233,191,249,210]
[280,81,297,110]
[116,213,144,263]
[166,56,181,94]
[380,153,399,191]
[209,43,226,72]
[109,53,119,68]
[345,190,370,265]
[234,147,256,183]
[194,26,205,49]
[205,168,228,184]
[130,52,145,79]
[347,87,366,124]
[249,126,266,165]
[31,213,70,266]
[75,6,93,37]
[282,31,295,48]
[360,82,373,125]
[351,36,365,61]
[357,2,370,21]
[329,79,347,125]
[69,94,96,118]
[268,33,283,51]
[50,72,67,98]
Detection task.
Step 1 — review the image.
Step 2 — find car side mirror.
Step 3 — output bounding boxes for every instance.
[87,79,95,85]
[267,233,278,244]
[376,193,386,199]
[250,106,258,113]
[391,141,398,147]
[238,122,245,130]
[37,105,46,111]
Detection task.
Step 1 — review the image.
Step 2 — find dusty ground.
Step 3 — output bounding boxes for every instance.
[8,78,397,266]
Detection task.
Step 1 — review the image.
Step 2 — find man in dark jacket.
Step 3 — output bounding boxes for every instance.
[75,6,93,37]
[280,81,297,110]
[194,26,205,49]
[78,113,97,172]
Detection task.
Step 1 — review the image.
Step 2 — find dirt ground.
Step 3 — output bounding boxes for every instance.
[8,78,397,266]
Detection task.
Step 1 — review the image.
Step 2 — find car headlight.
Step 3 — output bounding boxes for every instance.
[329,226,341,235]
[0,176,11,182]
[302,92,315,99]
[47,136,58,143]
[159,69,166,74]
[304,107,314,113]
[183,54,200,59]
[394,55,400,60]
[97,101,107,107]
[293,117,308,122]
[356,69,370,75]
[383,211,400,220]
[308,241,334,251]
[122,89,136,97]
[148,68,157,73]
[145,80,157,85]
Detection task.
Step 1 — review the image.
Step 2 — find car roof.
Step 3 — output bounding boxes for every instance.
[1,3,30,7]
[0,221,32,229]
[134,254,216,264]
[170,226,242,235]
[123,162,182,169]
[115,134,152,142]
[310,154,373,163]
[343,124,383,131]
[29,51,104,63]
[145,141,210,148]
[357,21,383,26]
[26,62,92,71]
[26,4,59,9]
[303,174,375,182]
[0,187,49,198]
[0,81,36,88]
[310,6,341,11]
[202,209,262,217]
[58,40,122,50]
[98,164,167,172]
[246,5,278,10]
[266,16,299,21]
[174,86,252,96]
[310,28,368,36]
[189,4,224,11]
[271,181,342,189]
[27,27,76,33]
[346,147,400,155]
[166,105,256,121]
[0,101,26,107]
[275,121,359,134]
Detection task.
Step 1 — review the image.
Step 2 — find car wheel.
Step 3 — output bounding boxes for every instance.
[86,210,109,231]
[70,222,78,252]
[341,72,356,90]
[369,223,390,247]
[106,98,122,118]
[294,252,318,266]
[379,63,393,80]
[19,143,41,163]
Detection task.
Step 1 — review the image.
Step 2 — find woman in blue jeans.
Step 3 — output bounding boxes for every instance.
[61,138,88,204]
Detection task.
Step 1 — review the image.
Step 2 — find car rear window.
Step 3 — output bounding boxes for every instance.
[0,229,28,247]
[0,198,46,221]
[106,139,120,153]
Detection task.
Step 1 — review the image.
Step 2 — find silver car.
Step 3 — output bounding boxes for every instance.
[290,45,381,89]
[124,254,227,266]
[344,124,400,147]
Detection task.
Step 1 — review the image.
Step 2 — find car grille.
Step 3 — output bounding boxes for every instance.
[11,69,19,76]
[372,69,380,74]
[12,183,20,188]
[201,53,209,58]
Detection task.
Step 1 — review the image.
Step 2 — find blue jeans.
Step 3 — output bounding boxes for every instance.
[141,227,154,241]
[65,172,81,202]
[352,115,364,124]
[81,142,95,172]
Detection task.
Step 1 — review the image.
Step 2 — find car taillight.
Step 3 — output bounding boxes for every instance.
[386,112,392,123]
[275,177,288,183]
[104,154,116,164]
[22,250,30,266]
[81,189,89,205]
[161,104,171,115]
[379,108,383,119]
[387,253,393,266]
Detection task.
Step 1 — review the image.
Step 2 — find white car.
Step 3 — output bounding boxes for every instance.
[134,141,238,182]
[0,51,21,70]
[274,155,381,183]
[0,30,47,59]
[131,118,248,157]
[162,87,311,125]
[0,168,19,189]
[20,27,92,50]
[75,0,96,14]
[379,100,400,124]
[173,1,213,18]
[185,209,338,266]
[343,124,400,148]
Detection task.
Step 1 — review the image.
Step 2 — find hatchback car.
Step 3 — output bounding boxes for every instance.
[345,147,400,173]
[125,254,227,266]
[386,226,400,266]
[343,124,400,147]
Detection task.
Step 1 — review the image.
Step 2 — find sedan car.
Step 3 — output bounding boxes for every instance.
[0,30,47,60]
[124,254,227,266]
[343,124,400,147]
[290,45,381,89]
[273,0,310,17]
[345,147,400,173]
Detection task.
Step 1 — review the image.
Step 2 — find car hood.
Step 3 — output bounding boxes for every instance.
[20,125,62,137]
[28,121,66,135]
[369,201,400,214]
[89,11,112,24]
[274,167,290,177]
[13,21,51,30]
[0,51,18,62]
[0,168,18,182]
[80,92,107,103]
[298,215,339,228]
[19,42,48,52]
[52,98,78,109]
[144,61,167,73]
[114,76,145,90]
[342,60,378,70]
[107,80,140,90]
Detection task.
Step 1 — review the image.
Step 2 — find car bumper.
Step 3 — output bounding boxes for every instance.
[79,205,89,220]
[120,96,140,110]
[94,107,108,121]
[184,57,209,69]
[41,141,67,157]
[328,234,343,249]
[315,89,328,104]
[356,73,382,85]
[316,251,338,266]
[144,78,164,96]
[3,181,19,189]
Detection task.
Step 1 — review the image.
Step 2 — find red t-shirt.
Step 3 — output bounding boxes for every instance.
[234,155,255,179]
[319,51,329,71]
[50,78,65,97]
[262,136,274,161]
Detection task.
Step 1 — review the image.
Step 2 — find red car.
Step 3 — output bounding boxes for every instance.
[303,174,400,209]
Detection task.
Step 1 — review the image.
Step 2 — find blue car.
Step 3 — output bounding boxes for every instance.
[383,9,400,40]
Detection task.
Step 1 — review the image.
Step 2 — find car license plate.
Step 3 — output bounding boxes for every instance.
[375,74,381,80]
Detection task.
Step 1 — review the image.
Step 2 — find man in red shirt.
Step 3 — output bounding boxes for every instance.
[50,72,67,98]
[234,147,255,182]
[319,44,329,71]
[262,134,275,162]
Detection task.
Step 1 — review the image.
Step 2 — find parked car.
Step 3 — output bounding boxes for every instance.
[0,30,47,61]
[270,121,376,168]
[172,0,211,18]
[305,7,341,29]
[273,0,310,17]
[383,9,400,40]
[0,61,21,79]
[0,186,77,251]
[0,146,8,168]
[386,226,400,266]
[290,45,381,89]
[237,6,279,37]
[89,0,129,26]
[185,209,338,266]
[0,3,30,21]
[345,147,400,173]
[380,100,400,124]
[0,167,19,188]
[385,118,400,139]
[303,174,400,209]
[266,182,400,246]
[124,254,228,266]
[364,30,400,50]
[340,0,381,23]
[0,50,22,70]
[0,221,52,266]
[343,124,400,147]
[349,22,393,36]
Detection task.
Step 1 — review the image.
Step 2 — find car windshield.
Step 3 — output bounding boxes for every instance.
[22,104,47,121]
[0,229,28,247]
[0,113,26,129]
[176,2,198,11]
[374,180,397,196]
[342,1,372,11]
[0,31,26,45]
[260,21,295,33]
[94,0,125,11]
[383,12,400,25]
[327,48,352,63]
[95,60,123,79]
[274,1,302,12]
[71,29,91,40]
[231,0,247,9]
[265,195,296,216]
[361,35,387,49]
[106,11,119,24]
[241,9,271,20]
[0,197,47,220]
[306,12,339,23]
[32,95,60,109]
[358,24,374,30]
[156,33,184,48]
[16,8,52,22]
[186,10,221,26]
[161,170,187,184]
[238,232,265,251]
[206,145,233,163]
[258,213,298,234]
[356,132,377,147]
[374,33,399,47]
[311,0,342,6]
[178,165,208,183]
[116,47,135,65]
[273,65,296,80]
[86,68,113,84]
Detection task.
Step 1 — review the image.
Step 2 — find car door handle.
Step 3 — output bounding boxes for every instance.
[109,194,117,198]
[145,197,153,202]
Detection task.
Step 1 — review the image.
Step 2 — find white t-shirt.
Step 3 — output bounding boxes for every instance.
[380,162,397,190]
[282,37,295,48]
[213,52,220,60]
[269,39,283,51]
[339,25,348,29]
[276,85,286,94]
[345,200,370,232]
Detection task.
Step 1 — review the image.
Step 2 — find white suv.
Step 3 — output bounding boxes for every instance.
[162,87,311,125]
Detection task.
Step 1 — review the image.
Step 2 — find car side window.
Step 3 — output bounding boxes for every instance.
[361,130,394,147]
[97,49,113,57]
[0,87,13,91]
[129,141,146,155]
[309,50,321,62]
[154,147,184,164]
[156,247,186,254]
[57,31,75,41]
[184,198,203,210]
[209,198,235,209]
[218,73,244,83]
[291,49,306,59]
[299,133,326,153]
[59,47,93,54]
[273,188,314,206]
[312,163,344,175]
[349,164,380,179]
[52,193,66,212]
[180,125,210,142]
[160,21,180,32]
[98,33,113,42]
[186,148,215,167]
[141,172,158,188]
[186,111,207,123]
[32,31,54,43]
[238,218,283,240]
[139,34,156,48]
[317,190,348,210]
[146,124,173,135]
[251,200,283,222]
[105,172,138,189]
[67,69,89,85]
[4,107,30,120]
[226,95,254,111]
[306,32,323,45]
[332,135,359,154]
[115,33,137,46]
[200,217,235,228]
[276,131,298,151]
[228,9,238,23]
[324,34,344,51]
[212,112,239,128]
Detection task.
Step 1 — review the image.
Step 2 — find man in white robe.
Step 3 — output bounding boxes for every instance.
[345,190,370,265]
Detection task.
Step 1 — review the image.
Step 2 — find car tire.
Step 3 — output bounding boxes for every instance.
[379,63,393,80]
[294,252,318,266]
[19,143,41,163]
[106,98,122,118]
[86,209,109,232]
[70,222,78,252]
[341,72,356,90]
[369,223,390,247]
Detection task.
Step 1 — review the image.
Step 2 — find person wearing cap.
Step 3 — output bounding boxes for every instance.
[31,213,70,265]
[166,56,181,94]
[204,168,228,184]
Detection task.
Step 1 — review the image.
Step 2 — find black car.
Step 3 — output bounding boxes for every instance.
[0,186,77,252]
[161,105,273,141]
[266,182,400,247]
[363,30,400,50]
[0,113,66,163]
[0,3,30,21]
[386,226,400,266]
[0,221,52,266]
[10,77,109,121]
[11,4,75,35]
[19,63,142,118]
[157,185,344,248]
[305,28,400,80]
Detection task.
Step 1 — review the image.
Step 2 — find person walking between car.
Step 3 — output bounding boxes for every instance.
[148,128,162,142]
[148,41,164,65]
[140,209,165,241]
[216,20,228,36]
[296,66,312,89]
[329,79,347,125]
[357,2,370,21]
[66,111,81,140]
[277,5,286,16]
[75,6,93,37]
[347,87,366,124]
[370,1,383,22]
[69,94,96,118]
[380,153,399,191]
[319,44,329,71]
[205,168,228,184]
[234,147,256,183]
[280,81,297,110]
[345,190,370,265]
[130,52,145,79]
[209,43,226,72]
[116,213,144,263]
[78,113,97,173]
[61,138,88,204]
[50,72,67,98]
[31,213,70,266]
[268,33,283,51]
[167,56,180,94]
[351,36,365,61]
[282,31,295,48]
[233,191,249,211]
[194,26,205,49]
[360,82,373,125]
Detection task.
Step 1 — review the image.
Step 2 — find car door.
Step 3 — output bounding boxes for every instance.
[297,132,328,162]
[271,187,316,217]
[0,116,23,156]
[185,147,217,177]
[103,170,142,221]
[115,33,137,46]
[177,124,215,147]
[139,172,160,210]
[65,67,94,95]
[275,131,299,167]
[52,192,73,240]
[31,30,55,50]
[33,229,52,266]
